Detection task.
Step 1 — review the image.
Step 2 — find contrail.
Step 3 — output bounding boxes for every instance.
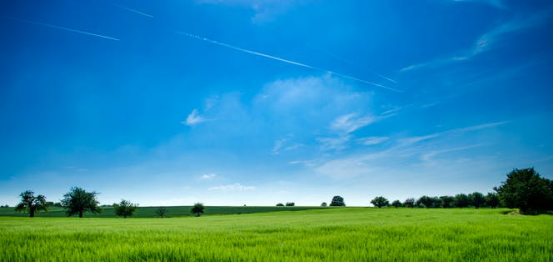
[110,3,154,18]
[2,16,119,41]
[177,32,401,92]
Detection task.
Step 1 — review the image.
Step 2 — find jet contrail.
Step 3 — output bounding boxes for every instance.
[177,32,401,92]
[2,16,119,41]
[111,3,154,18]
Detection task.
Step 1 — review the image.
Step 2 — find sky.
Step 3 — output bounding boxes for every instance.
[0,0,552,206]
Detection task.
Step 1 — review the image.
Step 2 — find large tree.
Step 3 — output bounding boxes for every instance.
[469,192,486,209]
[495,168,553,214]
[403,198,415,208]
[391,200,402,208]
[61,187,101,218]
[371,196,389,208]
[191,203,205,217]
[453,194,470,208]
[15,190,48,217]
[330,196,345,206]
[113,200,138,218]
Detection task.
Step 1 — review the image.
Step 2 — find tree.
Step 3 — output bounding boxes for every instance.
[61,187,101,218]
[453,194,470,208]
[191,203,205,217]
[285,202,295,206]
[15,190,48,217]
[440,196,454,208]
[495,168,553,214]
[485,192,500,208]
[321,202,327,207]
[276,203,284,206]
[469,192,486,209]
[371,196,389,208]
[330,196,345,206]
[403,198,415,208]
[113,200,138,218]
[391,200,402,208]
[155,206,168,218]
[416,196,433,208]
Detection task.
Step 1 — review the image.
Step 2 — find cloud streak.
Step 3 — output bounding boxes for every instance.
[2,16,120,41]
[110,3,154,18]
[182,109,207,126]
[177,32,401,92]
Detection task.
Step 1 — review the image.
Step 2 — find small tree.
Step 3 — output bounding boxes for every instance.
[15,190,48,218]
[330,196,345,206]
[371,196,389,208]
[485,192,500,208]
[61,187,101,218]
[453,194,470,208]
[391,200,402,208]
[113,200,138,218]
[495,168,553,214]
[403,198,415,208]
[276,203,284,206]
[155,206,168,218]
[191,203,205,217]
[416,196,433,208]
[440,196,454,208]
[321,202,327,207]
[469,192,486,209]
[285,202,295,206]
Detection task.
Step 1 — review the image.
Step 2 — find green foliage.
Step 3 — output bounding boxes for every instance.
[454,194,470,208]
[440,196,454,208]
[403,198,415,208]
[485,193,500,208]
[391,200,402,208]
[285,202,295,206]
[191,203,205,217]
[330,196,345,206]
[416,196,433,208]
[155,206,169,218]
[371,196,389,208]
[15,190,48,217]
[320,202,327,207]
[61,187,101,218]
[113,200,138,218]
[276,203,284,206]
[0,208,551,261]
[495,168,553,214]
[469,192,486,209]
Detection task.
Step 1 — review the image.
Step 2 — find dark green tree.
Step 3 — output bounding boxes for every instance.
[391,200,402,208]
[440,196,454,208]
[155,206,168,218]
[371,196,389,208]
[276,203,284,206]
[330,196,345,206]
[15,190,48,217]
[416,196,433,208]
[113,200,138,218]
[485,192,500,208]
[495,168,553,214]
[320,202,327,207]
[469,192,486,208]
[403,198,415,208]
[285,202,295,206]
[190,203,205,217]
[453,194,470,208]
[61,187,101,218]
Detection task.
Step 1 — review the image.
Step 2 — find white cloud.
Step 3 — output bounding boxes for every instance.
[208,183,255,191]
[317,135,351,151]
[356,136,389,146]
[272,138,302,155]
[182,109,207,126]
[331,113,377,133]
[201,173,217,179]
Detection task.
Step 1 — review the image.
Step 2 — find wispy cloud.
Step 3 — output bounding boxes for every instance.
[331,113,377,133]
[272,138,302,155]
[317,135,351,151]
[208,183,255,191]
[399,121,508,146]
[356,136,389,146]
[182,109,207,126]
[2,16,120,41]
[176,32,400,92]
[201,173,216,179]
[110,3,154,18]
[421,143,488,163]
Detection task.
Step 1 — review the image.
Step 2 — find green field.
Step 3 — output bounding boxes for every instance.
[0,208,551,261]
[0,205,323,218]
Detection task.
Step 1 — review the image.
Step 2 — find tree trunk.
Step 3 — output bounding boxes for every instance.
[30,209,35,218]
[79,210,83,218]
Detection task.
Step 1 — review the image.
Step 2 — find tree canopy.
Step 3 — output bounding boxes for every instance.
[113,200,138,218]
[330,196,345,206]
[191,203,205,217]
[15,190,48,217]
[61,187,101,218]
[371,196,389,208]
[495,168,553,214]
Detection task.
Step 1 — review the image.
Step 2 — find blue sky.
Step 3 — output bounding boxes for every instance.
[0,0,552,206]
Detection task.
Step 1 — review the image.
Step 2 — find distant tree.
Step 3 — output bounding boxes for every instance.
[15,190,48,218]
[440,196,455,208]
[416,196,433,208]
[485,192,500,208]
[61,187,101,218]
[495,168,553,214]
[285,202,295,206]
[113,200,138,218]
[391,200,402,208]
[155,206,168,218]
[453,194,470,208]
[191,203,205,217]
[330,196,345,206]
[276,203,284,206]
[469,192,486,209]
[371,196,389,208]
[321,202,327,207]
[53,202,62,207]
[403,198,415,208]
[430,196,442,208]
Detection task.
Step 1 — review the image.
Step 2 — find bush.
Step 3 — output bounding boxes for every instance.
[276,203,284,206]
[285,202,295,206]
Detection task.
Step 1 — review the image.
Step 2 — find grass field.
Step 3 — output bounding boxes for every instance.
[0,207,551,261]
[0,205,324,218]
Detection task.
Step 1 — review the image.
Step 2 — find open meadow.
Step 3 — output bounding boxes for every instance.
[0,207,551,262]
